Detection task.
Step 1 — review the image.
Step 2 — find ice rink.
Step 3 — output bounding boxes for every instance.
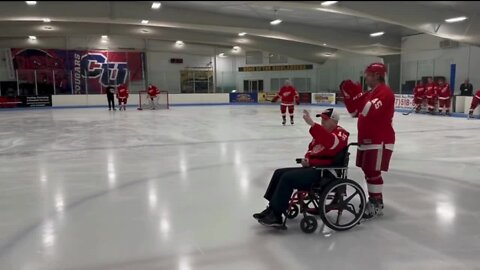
[0,105,479,270]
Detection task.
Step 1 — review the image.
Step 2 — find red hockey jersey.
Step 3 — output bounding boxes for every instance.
[413,85,425,99]
[436,83,451,99]
[147,85,159,97]
[274,86,299,105]
[425,82,437,98]
[343,83,395,145]
[305,124,349,167]
[475,90,480,100]
[117,86,129,99]
[358,83,395,144]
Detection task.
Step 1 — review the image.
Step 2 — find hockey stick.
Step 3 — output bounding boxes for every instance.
[402,106,416,115]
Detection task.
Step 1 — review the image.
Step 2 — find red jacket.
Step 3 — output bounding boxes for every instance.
[413,85,425,99]
[425,82,437,99]
[117,86,129,99]
[358,83,395,145]
[147,85,159,97]
[436,83,451,99]
[305,124,349,166]
[475,90,480,100]
[274,86,299,105]
[344,83,395,145]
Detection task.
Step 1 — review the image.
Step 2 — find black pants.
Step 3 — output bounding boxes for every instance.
[264,167,334,215]
[107,94,115,109]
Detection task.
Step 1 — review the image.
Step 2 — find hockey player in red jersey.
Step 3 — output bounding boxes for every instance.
[116,84,129,111]
[436,78,452,116]
[468,90,480,119]
[425,77,437,114]
[340,63,395,219]
[413,80,426,113]
[147,84,160,110]
[271,80,299,125]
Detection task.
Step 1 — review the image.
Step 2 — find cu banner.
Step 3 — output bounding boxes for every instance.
[394,94,414,109]
[11,48,144,94]
[229,93,258,103]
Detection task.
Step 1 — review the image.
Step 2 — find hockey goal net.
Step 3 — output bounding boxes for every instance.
[137,90,169,110]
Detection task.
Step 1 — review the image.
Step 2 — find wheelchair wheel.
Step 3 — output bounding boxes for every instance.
[300,216,318,234]
[286,204,299,219]
[318,179,366,231]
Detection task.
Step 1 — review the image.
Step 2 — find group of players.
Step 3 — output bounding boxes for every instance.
[412,77,453,115]
[413,77,480,118]
[107,84,162,111]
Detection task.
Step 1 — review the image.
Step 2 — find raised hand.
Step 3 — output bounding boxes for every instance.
[303,109,315,126]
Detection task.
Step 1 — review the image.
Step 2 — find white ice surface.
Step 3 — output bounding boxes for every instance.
[0,105,479,270]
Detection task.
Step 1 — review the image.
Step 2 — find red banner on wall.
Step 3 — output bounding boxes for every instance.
[11,48,144,94]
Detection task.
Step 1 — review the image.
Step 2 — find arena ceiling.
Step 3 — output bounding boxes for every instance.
[0,1,477,63]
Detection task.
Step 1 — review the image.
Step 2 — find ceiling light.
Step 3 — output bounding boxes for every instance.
[370,31,384,37]
[141,29,150,33]
[270,19,282,25]
[218,53,226,57]
[233,46,240,51]
[175,40,184,46]
[101,39,108,43]
[238,32,247,36]
[236,38,249,44]
[101,35,108,39]
[141,20,149,24]
[26,1,36,5]
[151,2,161,9]
[43,26,53,30]
[28,36,37,40]
[43,18,51,23]
[324,52,333,56]
[445,16,467,23]
[323,43,327,46]
[321,1,338,6]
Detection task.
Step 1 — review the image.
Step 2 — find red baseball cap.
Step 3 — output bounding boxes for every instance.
[365,63,387,77]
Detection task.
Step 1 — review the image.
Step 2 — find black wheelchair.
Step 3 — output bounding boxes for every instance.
[283,143,366,233]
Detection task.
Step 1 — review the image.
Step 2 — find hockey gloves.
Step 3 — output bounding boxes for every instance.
[340,80,362,100]
[340,80,364,117]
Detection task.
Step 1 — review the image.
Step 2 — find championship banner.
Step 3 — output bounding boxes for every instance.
[11,48,144,94]
[258,92,277,103]
[229,93,258,103]
[238,64,313,72]
[312,93,336,105]
[394,94,414,109]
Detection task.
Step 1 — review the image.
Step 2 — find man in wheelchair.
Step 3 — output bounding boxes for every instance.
[254,108,350,227]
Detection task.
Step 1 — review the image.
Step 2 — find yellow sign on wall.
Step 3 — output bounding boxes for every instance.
[258,92,277,103]
[238,64,313,72]
[312,93,336,105]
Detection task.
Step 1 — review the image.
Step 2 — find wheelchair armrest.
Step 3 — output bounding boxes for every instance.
[313,166,348,171]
